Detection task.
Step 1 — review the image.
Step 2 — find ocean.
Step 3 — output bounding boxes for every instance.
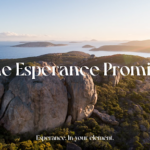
[0,41,149,59]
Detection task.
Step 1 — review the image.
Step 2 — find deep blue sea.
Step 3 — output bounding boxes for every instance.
[0,41,149,59]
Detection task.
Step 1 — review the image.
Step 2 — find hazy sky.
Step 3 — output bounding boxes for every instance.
[1,0,150,41]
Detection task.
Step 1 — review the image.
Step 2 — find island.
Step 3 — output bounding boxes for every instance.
[91,39,97,41]
[12,42,68,47]
[82,45,95,48]
[123,40,150,47]
[90,40,150,53]
[69,41,81,43]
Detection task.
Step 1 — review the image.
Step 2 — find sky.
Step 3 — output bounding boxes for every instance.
[0,0,150,41]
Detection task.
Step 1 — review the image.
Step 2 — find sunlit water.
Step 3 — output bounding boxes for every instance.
[0,41,149,59]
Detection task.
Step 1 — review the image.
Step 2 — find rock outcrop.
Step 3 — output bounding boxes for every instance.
[93,109,119,126]
[65,115,72,126]
[0,62,98,135]
[66,143,82,150]
[108,70,121,86]
[65,68,97,122]
[133,77,150,93]
[0,90,14,119]
[0,65,68,134]
[92,75,101,84]
[93,70,121,86]
[0,83,4,99]
[0,75,9,84]
[140,125,147,132]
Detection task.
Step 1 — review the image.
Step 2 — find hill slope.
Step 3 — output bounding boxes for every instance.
[91,40,150,52]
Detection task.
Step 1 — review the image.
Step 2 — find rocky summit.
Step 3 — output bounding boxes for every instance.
[0,62,97,135]
[65,68,97,122]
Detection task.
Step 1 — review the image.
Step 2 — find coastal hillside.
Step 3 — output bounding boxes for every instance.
[91,40,150,53]
[0,52,150,149]
[0,51,149,69]
[77,54,150,70]
[0,51,90,68]
[123,40,150,47]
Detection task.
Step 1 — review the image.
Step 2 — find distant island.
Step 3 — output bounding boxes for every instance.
[69,41,81,43]
[82,45,95,48]
[12,42,68,47]
[90,40,150,53]
[123,40,150,47]
[91,39,97,41]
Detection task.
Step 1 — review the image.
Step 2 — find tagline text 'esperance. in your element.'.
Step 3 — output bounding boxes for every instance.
[0,62,150,79]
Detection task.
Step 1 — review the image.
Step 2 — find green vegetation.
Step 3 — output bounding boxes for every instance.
[78,54,148,68]
[0,74,150,149]
[0,51,90,69]
[0,54,150,149]
[94,75,150,149]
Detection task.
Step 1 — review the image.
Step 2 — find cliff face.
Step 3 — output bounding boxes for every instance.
[0,62,97,135]
[65,68,97,122]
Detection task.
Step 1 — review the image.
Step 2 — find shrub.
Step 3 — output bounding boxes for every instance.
[0,143,2,150]
[142,132,149,139]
